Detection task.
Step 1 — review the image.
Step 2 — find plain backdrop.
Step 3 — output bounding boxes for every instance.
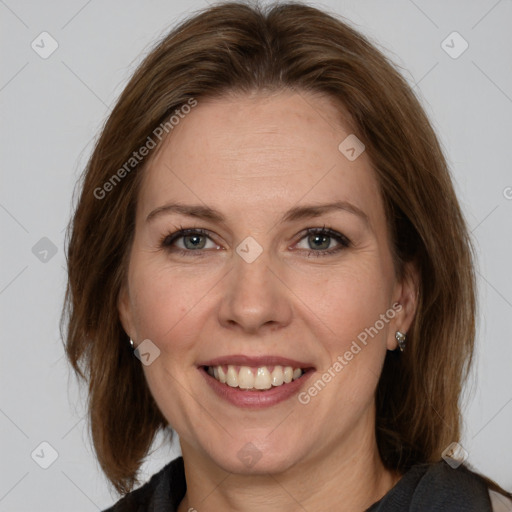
[1,0,511,510]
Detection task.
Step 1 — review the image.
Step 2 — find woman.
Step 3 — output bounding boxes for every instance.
[62,2,512,511]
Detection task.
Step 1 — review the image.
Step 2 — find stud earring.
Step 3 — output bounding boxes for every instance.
[129,338,134,349]
[395,331,406,352]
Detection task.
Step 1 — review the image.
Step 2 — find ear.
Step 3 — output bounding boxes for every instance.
[387,261,419,351]
[118,282,137,341]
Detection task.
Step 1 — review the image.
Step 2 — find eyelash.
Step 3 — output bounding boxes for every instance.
[159,225,351,258]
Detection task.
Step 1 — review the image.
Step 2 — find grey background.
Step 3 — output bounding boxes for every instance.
[1,0,511,510]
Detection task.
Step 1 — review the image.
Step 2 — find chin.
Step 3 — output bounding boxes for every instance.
[204,435,309,475]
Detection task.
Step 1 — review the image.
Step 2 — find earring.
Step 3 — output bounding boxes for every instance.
[129,338,134,349]
[395,331,406,352]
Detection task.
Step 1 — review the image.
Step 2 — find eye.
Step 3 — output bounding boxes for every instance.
[160,228,220,254]
[294,227,350,257]
[159,226,350,258]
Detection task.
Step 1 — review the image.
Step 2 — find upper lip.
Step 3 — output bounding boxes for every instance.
[199,354,315,369]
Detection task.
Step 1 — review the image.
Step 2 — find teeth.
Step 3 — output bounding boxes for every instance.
[207,364,304,390]
[254,367,272,390]
[271,366,284,386]
[238,366,254,389]
[227,365,238,387]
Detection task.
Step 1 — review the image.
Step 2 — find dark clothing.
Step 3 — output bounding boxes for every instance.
[366,461,492,511]
[103,456,492,511]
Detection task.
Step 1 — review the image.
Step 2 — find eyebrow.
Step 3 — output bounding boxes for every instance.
[146,200,369,226]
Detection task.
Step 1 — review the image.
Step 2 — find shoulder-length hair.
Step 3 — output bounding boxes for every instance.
[62,0,503,497]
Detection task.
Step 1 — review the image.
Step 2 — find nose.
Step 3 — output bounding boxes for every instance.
[217,246,293,335]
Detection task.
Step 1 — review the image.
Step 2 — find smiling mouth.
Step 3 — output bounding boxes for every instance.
[204,364,308,391]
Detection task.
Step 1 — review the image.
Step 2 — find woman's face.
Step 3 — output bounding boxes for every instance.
[119,91,417,474]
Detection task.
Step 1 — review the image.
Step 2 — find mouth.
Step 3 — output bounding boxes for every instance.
[203,364,307,391]
[198,355,315,408]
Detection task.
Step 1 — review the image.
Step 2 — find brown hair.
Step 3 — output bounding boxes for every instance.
[62,0,509,498]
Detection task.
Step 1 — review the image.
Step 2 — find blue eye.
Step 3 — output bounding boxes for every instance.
[161,228,218,253]
[160,226,350,257]
[295,227,351,257]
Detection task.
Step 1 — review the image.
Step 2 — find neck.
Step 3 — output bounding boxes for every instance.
[177,413,400,512]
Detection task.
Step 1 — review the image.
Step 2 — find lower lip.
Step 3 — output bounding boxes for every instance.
[200,367,314,409]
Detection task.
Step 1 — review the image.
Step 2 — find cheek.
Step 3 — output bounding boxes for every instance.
[128,258,217,349]
[304,272,392,409]
[294,259,393,339]
[295,264,394,410]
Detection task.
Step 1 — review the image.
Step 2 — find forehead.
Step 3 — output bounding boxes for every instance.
[138,91,383,226]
